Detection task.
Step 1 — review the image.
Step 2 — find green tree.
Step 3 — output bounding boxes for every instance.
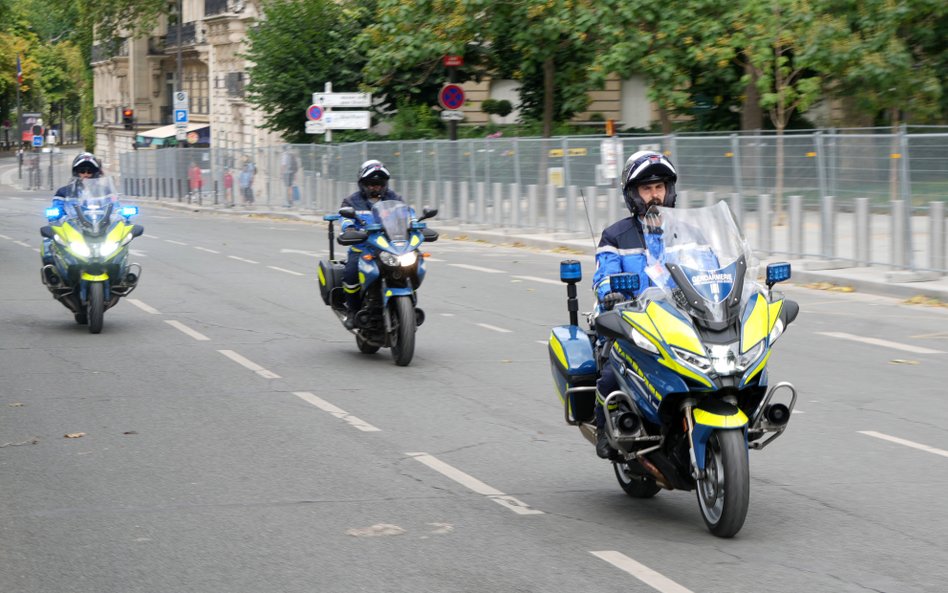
[244,0,366,142]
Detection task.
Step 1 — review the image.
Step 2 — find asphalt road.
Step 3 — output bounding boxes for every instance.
[1,174,947,593]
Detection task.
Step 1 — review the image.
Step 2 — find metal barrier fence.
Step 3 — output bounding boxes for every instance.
[119,128,947,277]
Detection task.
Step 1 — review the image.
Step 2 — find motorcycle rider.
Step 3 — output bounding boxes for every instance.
[42,152,105,269]
[339,159,404,329]
[591,150,678,459]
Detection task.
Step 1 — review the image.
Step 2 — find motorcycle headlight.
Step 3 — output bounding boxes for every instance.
[737,341,766,371]
[673,346,712,372]
[69,241,91,258]
[379,251,417,267]
[100,241,120,257]
[768,318,786,345]
[631,327,660,355]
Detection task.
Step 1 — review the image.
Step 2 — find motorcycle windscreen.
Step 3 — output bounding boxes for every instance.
[678,260,740,320]
[77,176,120,234]
[372,200,412,241]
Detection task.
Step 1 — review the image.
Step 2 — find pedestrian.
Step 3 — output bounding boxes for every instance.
[188,160,203,200]
[223,168,234,207]
[280,145,299,207]
[238,156,255,206]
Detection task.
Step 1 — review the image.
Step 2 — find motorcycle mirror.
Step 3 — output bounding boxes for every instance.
[419,207,438,221]
[40,226,54,239]
[131,225,145,238]
[338,207,357,219]
[337,229,368,246]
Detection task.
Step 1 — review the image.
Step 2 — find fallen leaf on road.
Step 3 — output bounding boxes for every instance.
[64,432,86,439]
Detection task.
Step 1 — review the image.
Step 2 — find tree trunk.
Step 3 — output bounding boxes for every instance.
[543,57,555,138]
[741,63,763,131]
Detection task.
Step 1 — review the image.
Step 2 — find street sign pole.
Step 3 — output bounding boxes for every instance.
[448,63,457,142]
[324,82,332,144]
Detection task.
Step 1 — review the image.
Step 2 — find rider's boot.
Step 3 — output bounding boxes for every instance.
[594,400,618,460]
[342,286,360,330]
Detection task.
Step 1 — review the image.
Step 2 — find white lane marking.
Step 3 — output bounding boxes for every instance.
[165,320,210,341]
[228,255,260,264]
[194,246,220,254]
[268,265,304,276]
[591,551,695,593]
[129,249,147,257]
[536,340,547,345]
[477,323,512,333]
[145,234,160,239]
[0,233,11,240]
[440,313,455,317]
[128,299,160,314]
[217,349,281,379]
[406,452,543,515]
[13,240,31,248]
[448,263,505,274]
[818,331,944,355]
[293,392,380,432]
[165,239,188,246]
[859,431,948,459]
[280,248,323,257]
[424,256,445,262]
[512,275,561,285]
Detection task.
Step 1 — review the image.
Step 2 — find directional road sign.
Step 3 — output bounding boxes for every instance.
[438,84,465,111]
[174,109,189,123]
[324,111,371,130]
[311,92,371,108]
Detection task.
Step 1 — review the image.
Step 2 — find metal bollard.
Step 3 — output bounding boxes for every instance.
[788,195,803,257]
[442,180,453,220]
[758,194,772,255]
[821,196,836,259]
[509,183,520,227]
[854,197,870,266]
[584,186,597,235]
[730,192,744,227]
[929,201,944,273]
[492,182,503,226]
[566,185,579,232]
[476,181,486,224]
[891,200,907,268]
[527,184,538,229]
[546,184,557,231]
[677,189,689,209]
[705,191,716,208]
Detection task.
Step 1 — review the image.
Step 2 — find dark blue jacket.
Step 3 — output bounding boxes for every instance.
[592,216,666,301]
[340,189,404,231]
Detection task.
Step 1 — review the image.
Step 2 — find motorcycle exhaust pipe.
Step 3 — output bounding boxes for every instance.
[764,403,791,426]
[124,272,138,284]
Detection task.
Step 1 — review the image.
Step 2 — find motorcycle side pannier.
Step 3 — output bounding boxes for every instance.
[548,325,598,423]
[317,260,345,305]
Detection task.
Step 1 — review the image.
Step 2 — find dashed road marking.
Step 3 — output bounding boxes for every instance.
[268,265,304,276]
[128,299,160,314]
[406,452,543,515]
[818,331,944,354]
[228,255,260,264]
[476,323,512,333]
[293,392,380,432]
[859,431,948,459]
[448,263,505,274]
[165,320,210,341]
[591,551,694,593]
[217,350,281,379]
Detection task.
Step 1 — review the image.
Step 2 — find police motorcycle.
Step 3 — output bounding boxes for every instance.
[548,201,799,537]
[318,200,438,366]
[40,176,144,334]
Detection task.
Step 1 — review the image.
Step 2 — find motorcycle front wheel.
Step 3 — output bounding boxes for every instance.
[696,429,749,538]
[88,282,105,334]
[389,296,416,366]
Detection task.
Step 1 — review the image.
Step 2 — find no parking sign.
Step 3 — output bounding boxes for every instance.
[438,84,465,111]
[307,104,324,121]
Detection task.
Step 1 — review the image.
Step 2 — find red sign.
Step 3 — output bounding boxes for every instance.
[443,55,463,67]
[438,84,466,111]
[307,104,324,121]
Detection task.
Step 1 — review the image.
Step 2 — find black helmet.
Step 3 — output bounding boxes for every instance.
[621,150,677,216]
[357,159,390,200]
[72,152,103,178]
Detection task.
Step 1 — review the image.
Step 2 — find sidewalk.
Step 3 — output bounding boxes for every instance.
[132,197,948,304]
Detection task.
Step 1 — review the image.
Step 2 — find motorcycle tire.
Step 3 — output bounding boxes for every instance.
[88,282,105,334]
[696,429,749,538]
[389,296,416,366]
[356,333,380,354]
[613,461,661,499]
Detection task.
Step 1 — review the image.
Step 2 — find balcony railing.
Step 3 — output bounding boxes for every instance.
[91,39,129,63]
[166,21,197,47]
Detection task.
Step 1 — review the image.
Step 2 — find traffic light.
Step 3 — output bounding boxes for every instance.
[122,108,134,130]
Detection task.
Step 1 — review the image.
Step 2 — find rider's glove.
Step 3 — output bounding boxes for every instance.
[601,291,625,310]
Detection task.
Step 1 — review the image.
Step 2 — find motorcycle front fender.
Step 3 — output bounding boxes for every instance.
[691,401,748,471]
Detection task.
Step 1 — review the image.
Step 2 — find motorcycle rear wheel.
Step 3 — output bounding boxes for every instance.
[613,461,661,498]
[696,429,749,538]
[389,296,416,366]
[88,282,105,334]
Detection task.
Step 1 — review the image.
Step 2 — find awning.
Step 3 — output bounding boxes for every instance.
[137,123,208,139]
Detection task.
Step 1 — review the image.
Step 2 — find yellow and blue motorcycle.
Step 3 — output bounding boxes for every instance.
[40,176,143,334]
[318,200,438,366]
[549,202,799,537]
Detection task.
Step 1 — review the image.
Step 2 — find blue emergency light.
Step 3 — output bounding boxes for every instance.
[610,272,640,294]
[45,206,64,220]
[120,205,139,217]
[559,260,582,283]
[766,262,792,286]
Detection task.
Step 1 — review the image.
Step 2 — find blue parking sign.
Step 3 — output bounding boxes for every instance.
[174,109,189,123]
[32,135,43,147]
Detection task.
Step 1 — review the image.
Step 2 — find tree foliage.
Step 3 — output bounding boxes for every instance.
[244,0,367,142]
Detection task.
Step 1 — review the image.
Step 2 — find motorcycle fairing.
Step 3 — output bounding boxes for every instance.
[620,301,714,388]
[548,325,597,423]
[737,292,786,387]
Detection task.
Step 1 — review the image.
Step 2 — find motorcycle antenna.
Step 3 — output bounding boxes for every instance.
[578,188,599,253]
